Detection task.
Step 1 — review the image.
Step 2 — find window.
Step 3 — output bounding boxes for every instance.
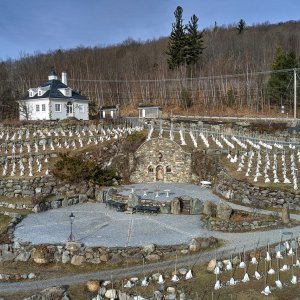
[166,166,172,173]
[65,89,71,97]
[38,90,42,96]
[36,104,40,112]
[55,104,61,112]
[148,165,154,173]
[42,104,46,112]
[78,104,84,113]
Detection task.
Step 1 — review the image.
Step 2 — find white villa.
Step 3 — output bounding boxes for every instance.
[18,70,89,121]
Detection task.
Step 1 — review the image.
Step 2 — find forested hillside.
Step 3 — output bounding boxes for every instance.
[0,20,300,119]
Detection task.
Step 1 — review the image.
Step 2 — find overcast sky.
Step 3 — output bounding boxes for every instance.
[0,0,299,61]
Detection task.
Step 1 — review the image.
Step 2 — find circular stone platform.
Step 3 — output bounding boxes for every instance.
[118,182,221,203]
[14,183,220,247]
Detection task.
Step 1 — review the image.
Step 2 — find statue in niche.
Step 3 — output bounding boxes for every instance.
[156,165,164,181]
[158,152,163,162]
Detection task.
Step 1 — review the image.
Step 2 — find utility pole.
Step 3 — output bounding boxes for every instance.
[294,68,297,120]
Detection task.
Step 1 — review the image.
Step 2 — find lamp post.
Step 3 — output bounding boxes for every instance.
[68,212,75,242]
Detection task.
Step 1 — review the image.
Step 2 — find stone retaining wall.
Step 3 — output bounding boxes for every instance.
[0,237,218,266]
[0,175,99,200]
[206,217,282,232]
[215,170,300,211]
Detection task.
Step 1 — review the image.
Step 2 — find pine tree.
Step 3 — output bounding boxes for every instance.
[185,14,204,67]
[167,8,204,71]
[268,47,299,106]
[237,19,246,34]
[166,6,186,69]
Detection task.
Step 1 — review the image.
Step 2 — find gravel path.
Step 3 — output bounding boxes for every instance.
[3,183,300,294]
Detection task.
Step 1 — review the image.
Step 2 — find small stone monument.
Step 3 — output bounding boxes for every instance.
[281,205,290,224]
[128,192,140,208]
[202,201,216,217]
[171,198,181,215]
[190,198,203,215]
[216,201,232,221]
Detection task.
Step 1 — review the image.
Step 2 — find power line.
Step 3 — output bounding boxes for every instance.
[0,68,299,83]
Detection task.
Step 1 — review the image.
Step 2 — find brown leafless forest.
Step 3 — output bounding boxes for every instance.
[0,21,300,120]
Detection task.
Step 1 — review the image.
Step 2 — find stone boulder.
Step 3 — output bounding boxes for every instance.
[202,201,216,217]
[207,259,216,272]
[65,241,81,253]
[189,239,200,252]
[0,250,16,262]
[190,198,203,215]
[71,255,85,266]
[128,192,140,208]
[170,198,181,215]
[216,201,232,221]
[108,253,123,265]
[62,251,70,264]
[86,280,100,292]
[100,253,110,262]
[143,243,156,254]
[32,248,53,264]
[15,251,31,262]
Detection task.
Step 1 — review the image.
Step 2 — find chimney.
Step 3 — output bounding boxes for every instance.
[62,72,67,85]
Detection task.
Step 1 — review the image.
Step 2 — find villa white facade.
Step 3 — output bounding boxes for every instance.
[18,70,89,121]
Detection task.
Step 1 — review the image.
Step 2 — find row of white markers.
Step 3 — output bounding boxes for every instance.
[0,126,143,177]
[0,126,142,155]
[213,239,300,296]
[0,126,130,141]
[228,149,300,190]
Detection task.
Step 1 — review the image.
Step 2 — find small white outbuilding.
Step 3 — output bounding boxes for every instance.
[18,70,89,121]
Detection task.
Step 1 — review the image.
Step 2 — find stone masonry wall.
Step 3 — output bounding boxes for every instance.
[130,138,191,183]
[0,175,99,204]
[215,170,300,211]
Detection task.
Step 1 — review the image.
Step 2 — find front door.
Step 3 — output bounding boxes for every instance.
[66,102,73,117]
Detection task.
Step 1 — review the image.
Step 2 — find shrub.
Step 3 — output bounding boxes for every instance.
[52,153,117,186]
[122,131,147,153]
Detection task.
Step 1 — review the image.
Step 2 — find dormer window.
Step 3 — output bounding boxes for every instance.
[58,88,72,97]
[38,90,42,96]
[65,89,71,97]
[29,91,34,97]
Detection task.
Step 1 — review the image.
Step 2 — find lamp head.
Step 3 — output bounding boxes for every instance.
[69,212,75,221]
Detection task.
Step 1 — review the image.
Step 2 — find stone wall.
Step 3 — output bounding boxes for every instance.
[215,170,300,210]
[0,176,57,198]
[130,138,191,183]
[105,189,203,215]
[0,236,218,266]
[205,213,284,232]
[0,175,98,200]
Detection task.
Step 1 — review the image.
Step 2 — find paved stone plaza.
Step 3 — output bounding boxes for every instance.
[15,183,300,249]
[14,183,220,247]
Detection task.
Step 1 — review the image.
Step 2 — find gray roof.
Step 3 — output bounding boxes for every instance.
[23,79,88,101]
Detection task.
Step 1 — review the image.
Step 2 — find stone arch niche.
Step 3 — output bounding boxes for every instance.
[156,165,164,181]
[130,138,192,183]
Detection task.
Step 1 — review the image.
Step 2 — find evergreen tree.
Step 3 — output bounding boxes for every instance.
[268,47,299,106]
[166,6,186,69]
[237,19,246,34]
[185,14,204,67]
